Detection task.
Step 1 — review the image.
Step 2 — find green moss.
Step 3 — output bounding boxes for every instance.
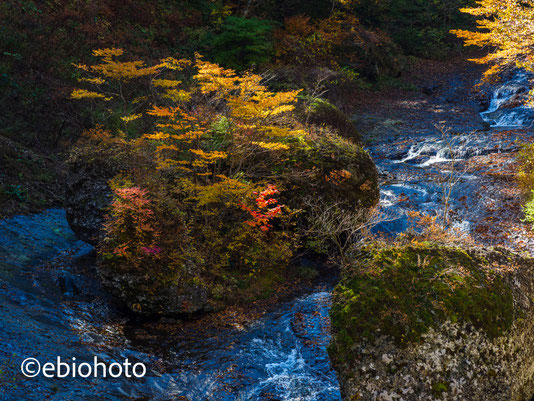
[302,98,361,143]
[281,132,379,211]
[432,382,449,398]
[329,244,515,360]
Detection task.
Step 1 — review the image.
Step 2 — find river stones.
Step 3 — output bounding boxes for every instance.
[329,244,534,401]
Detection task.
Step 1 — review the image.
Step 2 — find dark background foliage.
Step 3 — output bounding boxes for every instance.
[0,0,475,150]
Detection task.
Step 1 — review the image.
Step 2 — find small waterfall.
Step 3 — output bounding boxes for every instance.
[481,70,534,127]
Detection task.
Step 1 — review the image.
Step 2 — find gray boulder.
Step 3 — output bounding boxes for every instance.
[329,244,534,401]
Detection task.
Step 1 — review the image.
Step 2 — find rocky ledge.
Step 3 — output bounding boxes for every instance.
[329,244,534,401]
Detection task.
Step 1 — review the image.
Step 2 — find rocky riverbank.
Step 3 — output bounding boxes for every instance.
[329,56,534,400]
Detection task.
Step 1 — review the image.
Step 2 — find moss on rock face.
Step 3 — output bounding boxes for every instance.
[330,244,515,355]
[280,132,379,213]
[329,244,534,401]
[301,98,362,143]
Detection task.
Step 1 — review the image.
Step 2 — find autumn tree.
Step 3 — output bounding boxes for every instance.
[70,48,379,313]
[71,49,301,275]
[452,0,534,79]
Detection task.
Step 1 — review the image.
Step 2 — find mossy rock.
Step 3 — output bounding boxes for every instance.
[329,243,534,401]
[280,132,379,213]
[299,98,362,143]
[98,255,209,315]
[65,130,379,316]
[330,244,516,349]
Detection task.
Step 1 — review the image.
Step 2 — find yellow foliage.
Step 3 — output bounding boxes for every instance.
[452,0,534,79]
[72,49,310,186]
[120,114,142,123]
[157,57,191,71]
[91,60,160,81]
[144,132,170,141]
[70,89,109,100]
[92,48,124,58]
[153,79,181,88]
[78,77,106,85]
[194,55,238,94]
[190,149,227,168]
[186,177,254,208]
[252,141,290,151]
[162,89,192,103]
[88,48,161,81]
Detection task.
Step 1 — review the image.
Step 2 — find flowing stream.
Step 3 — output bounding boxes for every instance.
[1,73,533,400]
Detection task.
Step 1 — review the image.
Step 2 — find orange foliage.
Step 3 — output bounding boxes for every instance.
[241,185,284,232]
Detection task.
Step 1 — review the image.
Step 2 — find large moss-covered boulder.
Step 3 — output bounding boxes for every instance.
[65,133,378,316]
[329,244,534,401]
[65,125,379,316]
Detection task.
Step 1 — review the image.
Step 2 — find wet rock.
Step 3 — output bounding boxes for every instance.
[422,83,442,96]
[477,94,490,112]
[479,121,491,131]
[329,244,534,401]
[56,271,79,296]
[65,151,117,245]
[501,93,526,109]
[100,264,209,316]
[480,70,534,127]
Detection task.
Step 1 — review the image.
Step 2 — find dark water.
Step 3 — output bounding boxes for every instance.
[1,73,533,400]
[0,210,340,401]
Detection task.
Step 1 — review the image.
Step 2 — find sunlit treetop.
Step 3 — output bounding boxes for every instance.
[452,0,534,80]
[71,49,306,178]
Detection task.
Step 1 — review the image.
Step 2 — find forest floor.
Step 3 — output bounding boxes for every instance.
[350,54,488,142]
